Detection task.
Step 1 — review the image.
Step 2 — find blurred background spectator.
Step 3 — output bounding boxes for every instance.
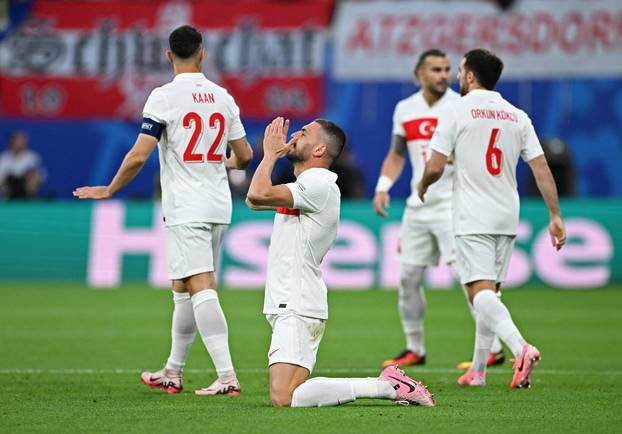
[0,130,46,200]
[331,145,366,199]
[526,138,577,197]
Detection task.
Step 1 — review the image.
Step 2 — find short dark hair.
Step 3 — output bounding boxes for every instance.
[415,48,447,72]
[463,49,504,90]
[314,119,346,161]
[169,25,202,59]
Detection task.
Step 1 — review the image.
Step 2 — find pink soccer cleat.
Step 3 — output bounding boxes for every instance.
[511,344,541,389]
[379,366,435,407]
[140,368,183,394]
[457,369,486,386]
[195,377,241,396]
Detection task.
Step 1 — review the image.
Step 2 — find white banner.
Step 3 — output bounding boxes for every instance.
[333,0,622,80]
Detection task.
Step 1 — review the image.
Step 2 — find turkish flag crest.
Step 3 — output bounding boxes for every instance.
[403,118,438,140]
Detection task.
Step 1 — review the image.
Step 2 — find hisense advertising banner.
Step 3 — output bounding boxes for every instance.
[0,0,333,119]
[333,0,622,80]
[0,201,618,290]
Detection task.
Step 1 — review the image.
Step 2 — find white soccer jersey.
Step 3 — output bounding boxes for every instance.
[392,88,459,209]
[142,72,246,226]
[263,168,340,320]
[430,89,544,236]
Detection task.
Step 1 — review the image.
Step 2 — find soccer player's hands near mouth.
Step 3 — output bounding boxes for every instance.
[263,117,293,159]
[549,214,566,251]
[73,186,112,200]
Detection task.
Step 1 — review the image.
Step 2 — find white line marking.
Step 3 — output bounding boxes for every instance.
[0,368,620,376]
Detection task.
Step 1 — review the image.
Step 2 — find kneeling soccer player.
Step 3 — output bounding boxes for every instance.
[246,117,435,408]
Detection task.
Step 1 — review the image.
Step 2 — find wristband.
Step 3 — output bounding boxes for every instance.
[375,175,394,193]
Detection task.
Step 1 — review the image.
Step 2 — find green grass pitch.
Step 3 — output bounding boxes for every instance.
[1,284,621,433]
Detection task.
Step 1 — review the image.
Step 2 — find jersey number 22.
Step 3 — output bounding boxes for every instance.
[183,112,225,163]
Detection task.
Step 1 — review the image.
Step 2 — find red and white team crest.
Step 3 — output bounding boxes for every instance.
[403,118,438,141]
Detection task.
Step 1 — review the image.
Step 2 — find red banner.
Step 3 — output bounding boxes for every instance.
[0,0,334,119]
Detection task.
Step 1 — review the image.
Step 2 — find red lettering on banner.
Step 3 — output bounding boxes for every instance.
[477,16,500,52]
[452,14,471,54]
[560,12,584,53]
[403,118,438,141]
[531,13,558,53]
[348,19,373,51]
[379,15,397,51]
[507,14,526,54]
[334,4,622,80]
[397,17,419,56]
[591,11,613,49]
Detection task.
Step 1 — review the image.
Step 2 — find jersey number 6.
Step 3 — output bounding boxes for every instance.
[183,112,225,163]
[485,128,502,176]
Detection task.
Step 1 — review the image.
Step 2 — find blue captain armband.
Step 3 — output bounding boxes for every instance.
[140,117,165,139]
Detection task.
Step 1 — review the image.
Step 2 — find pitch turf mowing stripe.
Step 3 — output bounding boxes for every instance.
[1,367,621,375]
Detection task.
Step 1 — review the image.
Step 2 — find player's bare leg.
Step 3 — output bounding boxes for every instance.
[140,280,195,394]
[186,272,240,396]
[460,280,539,388]
[269,363,310,407]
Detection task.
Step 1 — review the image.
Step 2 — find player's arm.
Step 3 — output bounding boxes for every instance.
[226,137,253,170]
[417,106,457,202]
[73,133,157,199]
[373,134,407,217]
[245,197,277,211]
[246,117,294,209]
[528,155,566,250]
[417,150,447,202]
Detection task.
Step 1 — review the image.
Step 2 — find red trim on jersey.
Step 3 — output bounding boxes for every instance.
[403,118,438,141]
[276,208,300,216]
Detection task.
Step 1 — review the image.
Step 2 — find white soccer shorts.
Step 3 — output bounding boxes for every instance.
[455,234,516,285]
[398,206,456,266]
[265,311,326,373]
[164,223,227,280]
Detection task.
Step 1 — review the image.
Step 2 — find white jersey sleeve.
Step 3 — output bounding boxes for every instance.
[285,173,330,214]
[225,93,246,141]
[142,88,168,125]
[520,116,544,162]
[391,101,406,137]
[430,105,459,158]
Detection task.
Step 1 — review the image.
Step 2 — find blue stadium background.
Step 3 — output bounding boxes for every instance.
[1,1,621,200]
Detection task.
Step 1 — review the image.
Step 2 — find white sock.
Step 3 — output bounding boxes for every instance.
[291,378,396,408]
[471,310,494,374]
[191,289,235,379]
[398,265,426,355]
[473,290,526,357]
[348,378,397,399]
[451,263,503,354]
[165,291,196,372]
[489,293,503,353]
